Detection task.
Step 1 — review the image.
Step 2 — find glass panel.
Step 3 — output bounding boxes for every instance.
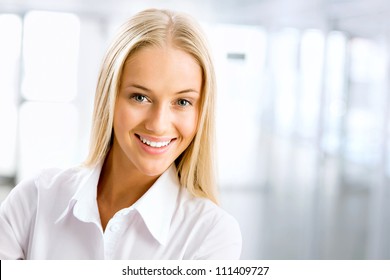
[18,102,79,181]
[209,24,267,188]
[298,29,325,139]
[346,38,386,166]
[269,28,300,136]
[0,14,22,176]
[22,11,80,102]
[322,31,347,154]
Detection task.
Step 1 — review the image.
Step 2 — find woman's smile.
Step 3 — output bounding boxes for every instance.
[137,134,173,148]
[135,133,177,155]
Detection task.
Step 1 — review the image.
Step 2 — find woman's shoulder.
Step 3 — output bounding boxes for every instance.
[41,164,94,181]
[1,165,98,222]
[33,165,88,190]
[176,189,242,259]
[178,188,235,222]
[177,188,242,238]
[0,166,83,221]
[7,165,93,203]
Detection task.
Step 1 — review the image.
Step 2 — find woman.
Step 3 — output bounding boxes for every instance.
[0,8,242,259]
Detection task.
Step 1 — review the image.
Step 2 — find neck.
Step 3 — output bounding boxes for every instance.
[97,144,161,231]
[97,145,158,209]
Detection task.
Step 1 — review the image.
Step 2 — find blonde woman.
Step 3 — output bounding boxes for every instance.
[0,8,242,259]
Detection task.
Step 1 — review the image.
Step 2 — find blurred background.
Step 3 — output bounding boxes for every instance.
[1,0,390,259]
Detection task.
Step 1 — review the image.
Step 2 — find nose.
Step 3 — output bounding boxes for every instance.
[144,103,171,134]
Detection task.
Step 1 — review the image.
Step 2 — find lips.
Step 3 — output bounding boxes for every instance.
[135,134,176,148]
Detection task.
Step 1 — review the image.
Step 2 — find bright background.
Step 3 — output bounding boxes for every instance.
[1,0,390,259]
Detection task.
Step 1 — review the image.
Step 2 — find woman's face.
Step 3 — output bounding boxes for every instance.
[113,45,202,177]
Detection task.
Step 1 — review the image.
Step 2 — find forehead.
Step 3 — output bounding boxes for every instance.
[121,45,203,93]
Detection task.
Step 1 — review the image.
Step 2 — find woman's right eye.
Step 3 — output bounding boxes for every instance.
[131,94,147,103]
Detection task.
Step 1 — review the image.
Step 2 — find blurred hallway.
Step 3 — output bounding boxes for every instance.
[221,132,390,259]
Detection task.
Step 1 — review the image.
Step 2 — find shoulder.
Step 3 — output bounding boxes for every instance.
[177,189,242,259]
[180,192,236,226]
[0,173,39,215]
[34,165,89,190]
[1,167,67,210]
[2,165,93,212]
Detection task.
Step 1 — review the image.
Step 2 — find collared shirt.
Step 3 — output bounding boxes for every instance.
[0,164,242,259]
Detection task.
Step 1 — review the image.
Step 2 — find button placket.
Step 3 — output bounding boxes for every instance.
[110,223,121,232]
[103,216,124,259]
[103,209,135,259]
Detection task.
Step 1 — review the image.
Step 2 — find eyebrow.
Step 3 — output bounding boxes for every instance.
[128,84,200,95]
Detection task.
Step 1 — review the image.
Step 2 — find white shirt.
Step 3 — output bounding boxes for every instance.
[0,164,242,259]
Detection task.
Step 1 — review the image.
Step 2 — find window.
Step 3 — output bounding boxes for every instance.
[22,11,80,102]
[322,31,347,154]
[269,28,300,136]
[298,29,325,139]
[0,14,22,176]
[209,24,267,187]
[345,38,387,166]
[18,11,81,180]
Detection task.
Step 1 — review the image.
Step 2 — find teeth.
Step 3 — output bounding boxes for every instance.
[139,136,171,148]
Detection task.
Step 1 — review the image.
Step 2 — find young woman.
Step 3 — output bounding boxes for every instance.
[0,8,242,259]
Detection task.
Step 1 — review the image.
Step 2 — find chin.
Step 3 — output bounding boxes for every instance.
[137,163,171,178]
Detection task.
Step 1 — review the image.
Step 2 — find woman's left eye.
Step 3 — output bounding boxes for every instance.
[177,99,191,107]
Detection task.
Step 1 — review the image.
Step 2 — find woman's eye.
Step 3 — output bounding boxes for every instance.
[177,99,191,107]
[131,94,147,103]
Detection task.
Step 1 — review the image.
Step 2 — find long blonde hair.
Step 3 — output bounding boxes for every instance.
[84,9,218,204]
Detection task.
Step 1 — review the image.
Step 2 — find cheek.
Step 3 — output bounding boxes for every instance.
[178,111,199,141]
[113,104,138,134]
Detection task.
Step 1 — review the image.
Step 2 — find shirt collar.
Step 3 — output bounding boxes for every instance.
[55,163,181,246]
[55,163,102,225]
[132,164,180,246]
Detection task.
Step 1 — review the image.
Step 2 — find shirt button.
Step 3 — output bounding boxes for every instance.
[110,224,121,232]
